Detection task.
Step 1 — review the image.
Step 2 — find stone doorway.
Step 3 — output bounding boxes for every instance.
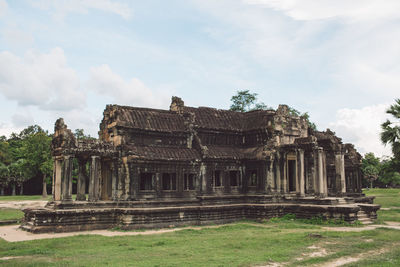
[287,158,297,192]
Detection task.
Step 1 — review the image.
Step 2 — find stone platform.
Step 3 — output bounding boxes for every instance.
[21,196,380,233]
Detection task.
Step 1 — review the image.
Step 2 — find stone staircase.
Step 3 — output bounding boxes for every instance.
[357,210,373,225]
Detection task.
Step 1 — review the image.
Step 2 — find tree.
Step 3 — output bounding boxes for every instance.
[381,99,400,159]
[379,157,400,187]
[8,159,26,195]
[229,90,317,130]
[361,152,381,188]
[21,130,53,198]
[0,162,9,196]
[230,90,270,112]
[74,128,94,140]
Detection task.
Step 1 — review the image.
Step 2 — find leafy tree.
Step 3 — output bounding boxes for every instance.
[8,159,26,195]
[229,90,317,130]
[74,128,94,140]
[0,136,10,165]
[0,162,9,196]
[22,131,53,198]
[381,99,400,159]
[361,152,381,188]
[230,90,270,112]
[379,157,400,187]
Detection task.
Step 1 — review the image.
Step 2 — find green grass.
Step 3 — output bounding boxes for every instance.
[0,208,24,221]
[364,188,400,222]
[364,188,400,208]
[0,195,51,201]
[0,222,400,266]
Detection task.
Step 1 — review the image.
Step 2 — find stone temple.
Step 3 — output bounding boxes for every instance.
[21,97,379,233]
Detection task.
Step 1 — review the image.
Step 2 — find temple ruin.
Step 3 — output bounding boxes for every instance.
[21,97,380,233]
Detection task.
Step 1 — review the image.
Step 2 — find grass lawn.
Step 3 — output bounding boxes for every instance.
[0,221,399,266]
[0,195,51,201]
[0,209,24,221]
[364,188,400,222]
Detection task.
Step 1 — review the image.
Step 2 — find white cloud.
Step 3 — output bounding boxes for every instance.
[0,48,85,110]
[2,27,34,47]
[328,104,392,157]
[12,112,34,127]
[244,0,400,22]
[30,0,132,21]
[0,0,8,18]
[87,64,169,109]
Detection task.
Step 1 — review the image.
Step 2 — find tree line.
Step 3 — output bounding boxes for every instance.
[0,126,91,197]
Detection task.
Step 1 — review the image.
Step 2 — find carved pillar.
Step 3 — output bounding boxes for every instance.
[335,152,346,194]
[155,172,161,198]
[275,153,281,193]
[200,163,207,194]
[62,155,73,202]
[317,148,327,197]
[266,156,275,193]
[88,155,100,202]
[53,159,62,201]
[282,153,288,193]
[123,158,130,200]
[297,149,305,196]
[111,160,118,201]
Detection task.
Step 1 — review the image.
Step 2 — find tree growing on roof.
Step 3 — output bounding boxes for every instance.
[229,90,317,130]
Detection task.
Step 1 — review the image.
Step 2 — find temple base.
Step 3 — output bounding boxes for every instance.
[21,196,380,233]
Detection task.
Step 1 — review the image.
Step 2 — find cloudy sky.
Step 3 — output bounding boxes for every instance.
[0,0,398,157]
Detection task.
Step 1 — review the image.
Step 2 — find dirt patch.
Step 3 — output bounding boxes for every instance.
[314,247,389,267]
[0,256,26,261]
[296,245,328,261]
[322,223,400,232]
[381,207,400,210]
[0,201,47,210]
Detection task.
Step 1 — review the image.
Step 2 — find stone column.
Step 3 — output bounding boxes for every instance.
[62,155,73,202]
[200,163,207,194]
[266,156,275,193]
[275,153,281,193]
[88,155,100,202]
[312,150,318,195]
[76,158,87,201]
[335,152,346,194]
[123,158,130,200]
[111,161,118,201]
[155,172,161,198]
[297,149,305,196]
[53,159,63,201]
[317,148,327,197]
[282,153,288,193]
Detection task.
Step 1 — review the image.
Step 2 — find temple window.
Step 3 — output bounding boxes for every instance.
[184,174,196,190]
[229,170,239,187]
[249,170,258,187]
[213,170,222,187]
[140,173,154,191]
[162,173,177,190]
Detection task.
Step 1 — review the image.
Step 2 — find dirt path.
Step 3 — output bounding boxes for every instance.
[2,222,400,243]
[322,221,400,232]
[0,224,228,242]
[313,246,392,267]
[0,200,47,209]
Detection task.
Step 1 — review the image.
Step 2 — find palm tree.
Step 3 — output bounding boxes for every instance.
[381,99,400,158]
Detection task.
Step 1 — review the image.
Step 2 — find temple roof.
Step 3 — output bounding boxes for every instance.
[125,145,201,161]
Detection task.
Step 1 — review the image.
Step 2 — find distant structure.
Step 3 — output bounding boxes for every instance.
[22,97,379,233]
